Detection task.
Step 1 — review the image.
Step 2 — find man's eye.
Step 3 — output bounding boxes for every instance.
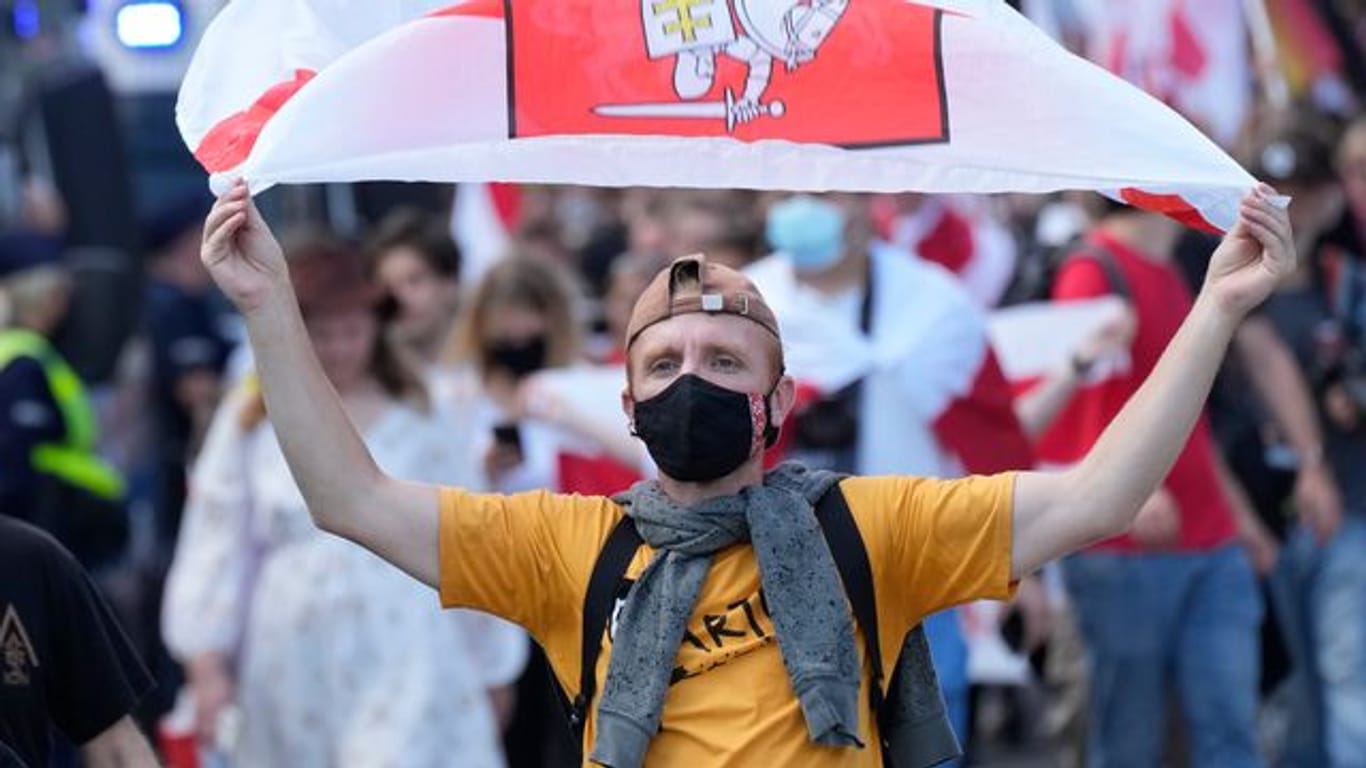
[649,359,678,375]
[714,356,740,371]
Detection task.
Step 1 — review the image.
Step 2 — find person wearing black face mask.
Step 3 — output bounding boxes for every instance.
[484,335,549,380]
[442,256,583,496]
[630,372,781,482]
[202,178,1297,768]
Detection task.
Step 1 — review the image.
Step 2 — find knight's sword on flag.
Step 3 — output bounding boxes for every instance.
[593,88,785,133]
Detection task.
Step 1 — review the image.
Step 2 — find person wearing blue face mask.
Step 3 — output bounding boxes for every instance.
[766,194,848,274]
[752,194,1038,759]
[198,176,1293,768]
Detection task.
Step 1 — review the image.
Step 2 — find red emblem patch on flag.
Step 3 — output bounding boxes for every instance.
[505,0,949,148]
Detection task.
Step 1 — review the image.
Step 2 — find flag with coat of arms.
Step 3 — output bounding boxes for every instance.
[179,0,1262,232]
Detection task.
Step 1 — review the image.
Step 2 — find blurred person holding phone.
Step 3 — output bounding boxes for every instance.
[443,254,590,492]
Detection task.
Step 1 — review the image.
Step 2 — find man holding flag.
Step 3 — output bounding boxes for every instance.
[197,173,1292,766]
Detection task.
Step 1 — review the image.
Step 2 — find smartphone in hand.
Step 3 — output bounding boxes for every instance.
[492,423,524,459]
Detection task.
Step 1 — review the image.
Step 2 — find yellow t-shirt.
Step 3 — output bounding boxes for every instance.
[438,473,1015,767]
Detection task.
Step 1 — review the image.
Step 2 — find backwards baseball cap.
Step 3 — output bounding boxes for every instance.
[625,253,780,350]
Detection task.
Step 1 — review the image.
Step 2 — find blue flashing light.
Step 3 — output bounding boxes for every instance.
[13,0,40,40]
[115,1,184,50]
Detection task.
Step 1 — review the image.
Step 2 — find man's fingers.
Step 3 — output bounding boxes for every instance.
[1246,193,1294,242]
[203,197,244,241]
[210,204,248,244]
[1244,192,1290,227]
[202,180,249,237]
[1239,217,1281,256]
[1238,204,1281,239]
[202,211,246,261]
[1239,202,1292,255]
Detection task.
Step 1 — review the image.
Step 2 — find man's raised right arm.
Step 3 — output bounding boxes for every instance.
[202,181,440,587]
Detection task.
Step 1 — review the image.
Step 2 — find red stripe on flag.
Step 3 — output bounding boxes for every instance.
[193,69,317,174]
[429,1,504,19]
[1119,188,1221,234]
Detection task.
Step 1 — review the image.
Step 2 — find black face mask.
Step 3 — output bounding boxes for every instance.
[632,374,779,482]
[485,336,547,378]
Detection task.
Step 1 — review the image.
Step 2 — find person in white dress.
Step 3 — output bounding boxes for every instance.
[162,238,525,767]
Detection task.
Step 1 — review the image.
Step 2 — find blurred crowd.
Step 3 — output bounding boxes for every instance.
[3,109,1365,766]
[3,1,1366,766]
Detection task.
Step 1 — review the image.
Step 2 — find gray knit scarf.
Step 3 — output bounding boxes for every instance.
[589,463,861,768]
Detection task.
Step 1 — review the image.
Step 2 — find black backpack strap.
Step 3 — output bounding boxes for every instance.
[816,485,962,768]
[569,515,644,740]
[814,484,887,717]
[1065,240,1133,302]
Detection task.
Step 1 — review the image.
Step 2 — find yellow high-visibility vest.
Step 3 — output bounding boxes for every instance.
[0,329,125,501]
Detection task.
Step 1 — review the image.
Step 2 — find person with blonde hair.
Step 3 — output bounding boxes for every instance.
[443,254,588,491]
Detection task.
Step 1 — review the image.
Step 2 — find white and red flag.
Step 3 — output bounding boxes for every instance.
[745,246,1034,478]
[179,0,1257,232]
[1025,0,1253,147]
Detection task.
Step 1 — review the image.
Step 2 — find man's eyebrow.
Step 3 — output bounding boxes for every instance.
[636,338,681,361]
[702,339,753,360]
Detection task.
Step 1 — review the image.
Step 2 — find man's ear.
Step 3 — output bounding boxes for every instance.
[621,387,637,435]
[768,374,797,429]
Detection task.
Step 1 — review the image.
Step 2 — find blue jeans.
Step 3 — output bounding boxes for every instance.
[1273,517,1366,767]
[1063,545,1263,768]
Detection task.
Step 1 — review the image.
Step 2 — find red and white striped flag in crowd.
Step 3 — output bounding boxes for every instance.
[988,296,1130,391]
[1025,0,1252,147]
[746,248,1034,478]
[179,0,1258,232]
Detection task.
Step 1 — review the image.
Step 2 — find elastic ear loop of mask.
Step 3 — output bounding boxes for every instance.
[761,369,785,448]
